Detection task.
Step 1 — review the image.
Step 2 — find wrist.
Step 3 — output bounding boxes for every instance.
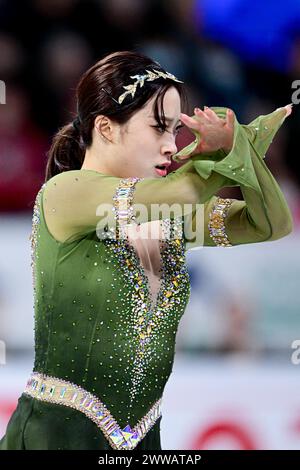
[221,139,233,154]
[221,128,234,154]
[220,146,231,155]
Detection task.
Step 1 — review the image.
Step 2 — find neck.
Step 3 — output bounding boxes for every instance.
[81,145,114,175]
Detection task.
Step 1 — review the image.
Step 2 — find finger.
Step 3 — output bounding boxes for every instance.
[275,104,293,116]
[194,108,213,128]
[284,104,293,116]
[180,113,202,130]
[203,106,219,122]
[225,108,235,127]
[194,107,210,121]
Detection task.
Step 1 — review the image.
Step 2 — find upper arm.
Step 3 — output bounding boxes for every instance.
[42,168,219,244]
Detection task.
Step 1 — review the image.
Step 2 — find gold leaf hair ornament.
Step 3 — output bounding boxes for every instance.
[106,69,184,105]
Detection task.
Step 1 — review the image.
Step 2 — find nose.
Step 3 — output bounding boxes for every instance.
[161,136,178,157]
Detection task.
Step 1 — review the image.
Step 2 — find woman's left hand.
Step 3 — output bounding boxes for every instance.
[179,106,235,159]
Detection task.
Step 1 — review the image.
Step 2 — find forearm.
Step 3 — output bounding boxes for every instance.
[226,142,294,242]
[243,146,293,239]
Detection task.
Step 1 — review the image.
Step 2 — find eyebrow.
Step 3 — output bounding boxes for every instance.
[148,115,181,124]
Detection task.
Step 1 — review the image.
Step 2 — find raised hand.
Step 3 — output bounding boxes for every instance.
[178,106,235,159]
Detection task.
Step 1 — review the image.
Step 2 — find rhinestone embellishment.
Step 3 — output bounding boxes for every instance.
[108,179,190,422]
[24,372,162,450]
[112,177,143,239]
[208,196,233,247]
[29,184,46,307]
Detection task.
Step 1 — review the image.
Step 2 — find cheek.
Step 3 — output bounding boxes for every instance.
[122,131,157,166]
[134,133,155,153]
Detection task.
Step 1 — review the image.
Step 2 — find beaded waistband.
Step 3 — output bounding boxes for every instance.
[24,371,162,450]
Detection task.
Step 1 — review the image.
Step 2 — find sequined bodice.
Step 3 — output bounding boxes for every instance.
[30,185,191,428]
[123,219,167,308]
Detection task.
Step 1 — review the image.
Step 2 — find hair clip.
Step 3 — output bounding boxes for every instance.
[101,87,121,105]
[117,69,184,105]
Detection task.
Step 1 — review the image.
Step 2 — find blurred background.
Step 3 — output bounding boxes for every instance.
[1,0,300,450]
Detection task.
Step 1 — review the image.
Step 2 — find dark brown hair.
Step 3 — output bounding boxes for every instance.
[45,50,188,182]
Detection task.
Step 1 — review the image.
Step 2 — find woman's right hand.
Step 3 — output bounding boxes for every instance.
[178,106,235,159]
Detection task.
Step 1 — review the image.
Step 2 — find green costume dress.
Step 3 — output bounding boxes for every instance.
[0,107,293,450]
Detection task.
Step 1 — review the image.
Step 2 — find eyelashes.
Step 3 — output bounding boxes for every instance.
[151,124,184,135]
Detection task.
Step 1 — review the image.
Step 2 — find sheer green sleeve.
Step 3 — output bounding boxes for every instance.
[42,106,293,245]
[182,106,294,250]
[42,166,231,244]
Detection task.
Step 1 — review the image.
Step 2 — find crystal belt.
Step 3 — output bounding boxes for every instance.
[23,371,162,450]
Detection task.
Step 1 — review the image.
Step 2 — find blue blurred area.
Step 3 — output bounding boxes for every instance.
[196,0,300,72]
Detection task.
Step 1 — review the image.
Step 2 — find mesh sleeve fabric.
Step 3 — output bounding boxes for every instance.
[41,106,292,245]
[41,167,231,244]
[183,106,294,250]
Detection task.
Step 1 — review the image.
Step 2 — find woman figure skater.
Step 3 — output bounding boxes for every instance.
[0,50,293,450]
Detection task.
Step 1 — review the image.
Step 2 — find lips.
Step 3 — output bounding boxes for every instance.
[155,162,171,169]
[154,161,171,177]
[155,167,167,177]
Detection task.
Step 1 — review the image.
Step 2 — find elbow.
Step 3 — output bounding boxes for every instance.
[284,213,294,237]
[267,214,294,241]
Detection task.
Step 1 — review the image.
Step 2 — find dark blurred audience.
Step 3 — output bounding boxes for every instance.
[0,83,48,211]
[0,0,298,229]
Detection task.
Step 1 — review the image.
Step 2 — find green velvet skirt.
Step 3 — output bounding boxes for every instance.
[0,393,162,450]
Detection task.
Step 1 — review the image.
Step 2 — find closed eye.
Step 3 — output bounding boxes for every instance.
[175,124,184,134]
[151,124,184,135]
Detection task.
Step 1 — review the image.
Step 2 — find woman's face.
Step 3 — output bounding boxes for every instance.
[114,86,182,179]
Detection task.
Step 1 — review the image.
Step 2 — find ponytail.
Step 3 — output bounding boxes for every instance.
[44,121,85,182]
[44,50,188,182]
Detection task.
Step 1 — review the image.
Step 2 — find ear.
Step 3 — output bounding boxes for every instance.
[94,115,114,142]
